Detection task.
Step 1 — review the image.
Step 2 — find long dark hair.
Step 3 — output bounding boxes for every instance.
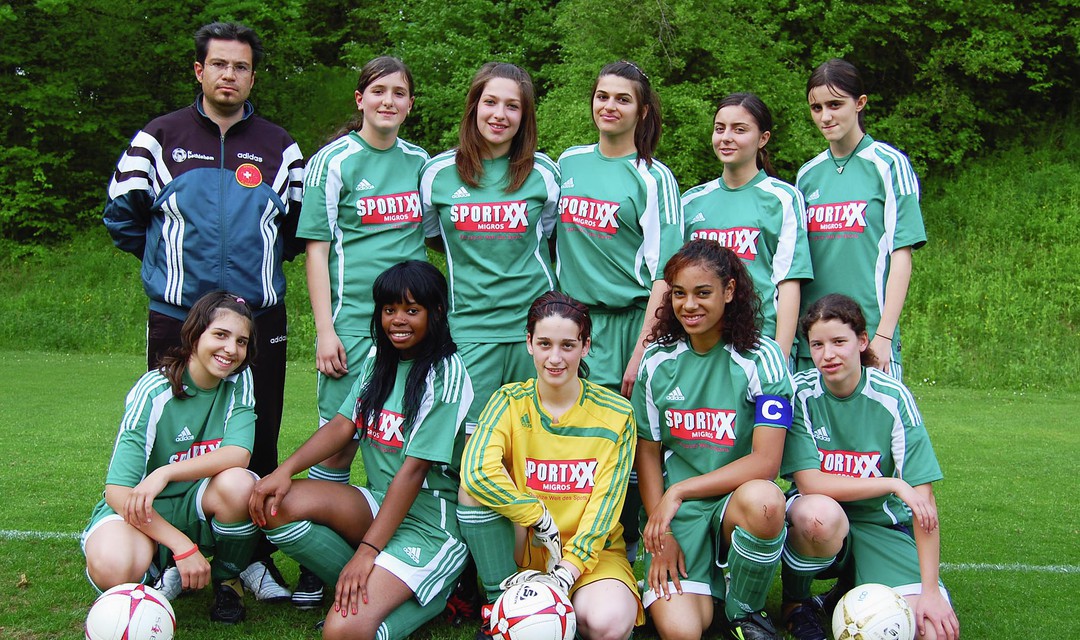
[800,293,877,366]
[648,239,761,352]
[807,58,866,132]
[329,56,415,142]
[526,291,592,379]
[358,261,455,433]
[456,62,538,192]
[715,92,775,177]
[159,291,256,399]
[593,60,662,167]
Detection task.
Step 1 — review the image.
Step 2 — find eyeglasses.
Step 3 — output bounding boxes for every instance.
[205,61,253,76]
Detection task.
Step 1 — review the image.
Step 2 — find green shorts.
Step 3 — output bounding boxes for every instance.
[361,487,469,606]
[822,519,946,598]
[317,335,375,426]
[81,478,217,561]
[640,493,732,608]
[586,307,646,393]
[458,341,534,433]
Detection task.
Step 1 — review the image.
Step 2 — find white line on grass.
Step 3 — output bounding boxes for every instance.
[1,529,1077,575]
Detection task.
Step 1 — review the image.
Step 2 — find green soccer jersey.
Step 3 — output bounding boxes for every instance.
[420,151,559,342]
[105,369,256,498]
[683,170,813,338]
[556,145,684,309]
[795,136,926,359]
[338,351,472,530]
[297,132,429,338]
[632,336,794,487]
[781,367,943,526]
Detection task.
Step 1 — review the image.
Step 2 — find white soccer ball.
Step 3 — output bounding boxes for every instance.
[86,583,175,640]
[831,583,915,640]
[489,581,576,640]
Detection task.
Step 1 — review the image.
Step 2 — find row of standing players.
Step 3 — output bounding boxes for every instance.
[90,22,957,640]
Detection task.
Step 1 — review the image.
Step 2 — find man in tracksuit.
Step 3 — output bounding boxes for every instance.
[103,21,303,616]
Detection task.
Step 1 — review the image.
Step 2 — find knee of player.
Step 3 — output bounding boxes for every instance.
[733,479,787,535]
[321,614,379,640]
[207,468,257,511]
[789,494,847,546]
[577,608,635,640]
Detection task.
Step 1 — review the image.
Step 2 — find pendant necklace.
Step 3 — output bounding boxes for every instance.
[830,134,867,174]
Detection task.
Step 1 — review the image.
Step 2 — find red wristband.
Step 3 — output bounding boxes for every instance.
[173,545,199,561]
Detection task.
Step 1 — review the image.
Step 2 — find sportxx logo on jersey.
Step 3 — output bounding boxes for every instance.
[690,227,761,260]
[806,201,867,233]
[360,409,405,450]
[819,449,882,478]
[666,408,736,446]
[174,427,194,443]
[558,196,620,234]
[451,201,528,233]
[524,458,597,494]
[169,438,222,463]
[235,163,262,188]
[357,191,421,225]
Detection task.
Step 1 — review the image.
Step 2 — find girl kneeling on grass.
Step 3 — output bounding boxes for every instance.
[779,293,959,640]
[461,291,643,640]
[82,291,260,624]
[249,260,473,640]
[634,239,796,640]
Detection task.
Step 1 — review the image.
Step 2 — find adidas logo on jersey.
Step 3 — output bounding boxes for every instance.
[355,178,375,191]
[806,189,820,202]
[562,177,575,189]
[666,387,685,401]
[175,427,194,443]
[451,186,471,199]
[688,212,706,224]
[812,426,831,442]
[403,546,422,563]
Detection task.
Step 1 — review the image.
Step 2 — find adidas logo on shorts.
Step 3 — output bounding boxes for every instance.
[451,186,470,199]
[356,178,375,191]
[666,387,685,401]
[688,212,706,224]
[175,427,194,442]
[562,177,575,189]
[812,426,831,442]
[403,546,422,563]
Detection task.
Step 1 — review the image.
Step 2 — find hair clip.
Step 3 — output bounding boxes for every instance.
[624,60,649,82]
[235,297,246,304]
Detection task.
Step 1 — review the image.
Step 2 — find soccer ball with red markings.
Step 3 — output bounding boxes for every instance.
[489,581,576,640]
[86,583,175,640]
[832,583,915,640]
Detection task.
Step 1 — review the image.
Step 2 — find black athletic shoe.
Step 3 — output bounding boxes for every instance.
[808,582,846,619]
[209,578,246,624]
[291,566,324,610]
[728,611,780,640]
[784,602,827,640]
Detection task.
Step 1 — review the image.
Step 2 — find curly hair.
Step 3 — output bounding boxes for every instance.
[800,293,877,366]
[647,239,761,352]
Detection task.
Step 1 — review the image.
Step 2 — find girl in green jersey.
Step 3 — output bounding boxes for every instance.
[682,93,813,361]
[779,294,957,640]
[82,291,260,623]
[250,261,472,640]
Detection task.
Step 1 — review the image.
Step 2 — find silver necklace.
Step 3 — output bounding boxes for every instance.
[830,134,867,174]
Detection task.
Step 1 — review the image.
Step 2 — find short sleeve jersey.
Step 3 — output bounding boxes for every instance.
[632,336,794,487]
[780,367,942,526]
[462,378,636,574]
[420,152,560,342]
[796,136,926,358]
[339,351,473,528]
[105,368,256,498]
[683,170,814,337]
[556,145,684,309]
[297,133,429,338]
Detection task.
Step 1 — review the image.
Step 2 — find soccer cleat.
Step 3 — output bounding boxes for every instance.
[728,611,780,640]
[240,558,292,603]
[783,602,827,640]
[291,566,324,610]
[808,582,846,619]
[443,581,481,626]
[209,578,246,624]
[474,604,495,640]
[153,565,182,601]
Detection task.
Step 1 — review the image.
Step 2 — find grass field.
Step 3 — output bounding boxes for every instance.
[0,351,1076,639]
